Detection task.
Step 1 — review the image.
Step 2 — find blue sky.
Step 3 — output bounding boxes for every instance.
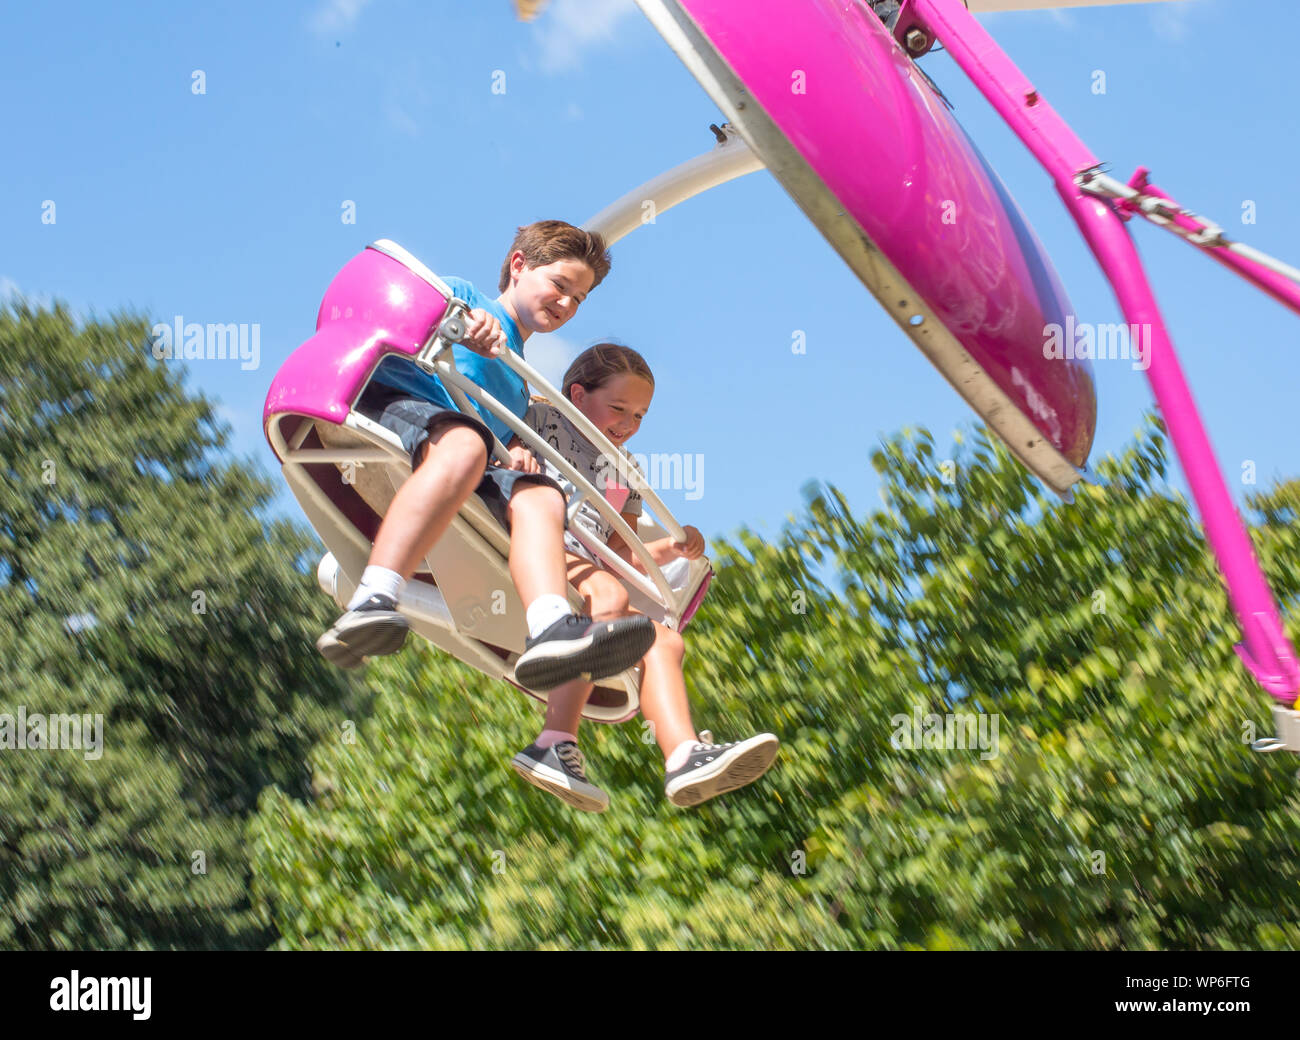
[2,0,1295,547]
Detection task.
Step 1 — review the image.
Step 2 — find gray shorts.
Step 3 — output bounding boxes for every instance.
[356,381,565,532]
[564,530,601,567]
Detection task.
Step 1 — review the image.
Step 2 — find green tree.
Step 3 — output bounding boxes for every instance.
[250,414,1300,949]
[0,302,365,948]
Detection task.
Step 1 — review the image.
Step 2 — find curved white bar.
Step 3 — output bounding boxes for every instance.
[499,348,687,545]
[583,127,764,246]
[432,361,680,613]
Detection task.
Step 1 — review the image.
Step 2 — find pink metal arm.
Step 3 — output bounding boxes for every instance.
[1103,168,1300,319]
[898,0,1300,703]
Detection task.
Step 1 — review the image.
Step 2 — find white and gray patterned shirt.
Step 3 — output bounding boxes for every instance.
[523,399,643,551]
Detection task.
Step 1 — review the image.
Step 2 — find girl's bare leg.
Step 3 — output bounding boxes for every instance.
[527,553,699,758]
[566,553,698,759]
[535,552,633,738]
[542,678,593,735]
[637,622,697,761]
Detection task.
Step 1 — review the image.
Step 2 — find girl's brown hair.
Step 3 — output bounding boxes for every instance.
[560,342,655,402]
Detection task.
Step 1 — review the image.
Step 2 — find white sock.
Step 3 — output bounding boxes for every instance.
[526,594,573,638]
[348,565,405,610]
[666,738,697,773]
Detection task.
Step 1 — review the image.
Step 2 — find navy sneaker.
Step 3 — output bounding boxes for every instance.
[664,730,780,807]
[316,594,409,669]
[513,613,656,691]
[511,741,609,813]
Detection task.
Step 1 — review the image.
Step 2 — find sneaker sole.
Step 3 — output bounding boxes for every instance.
[510,756,609,813]
[316,612,409,670]
[666,736,780,808]
[513,616,656,690]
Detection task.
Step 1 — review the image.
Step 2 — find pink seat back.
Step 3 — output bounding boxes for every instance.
[263,247,451,452]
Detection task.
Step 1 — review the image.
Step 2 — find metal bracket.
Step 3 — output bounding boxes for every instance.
[414,300,471,372]
[1076,167,1300,284]
[1251,704,1300,754]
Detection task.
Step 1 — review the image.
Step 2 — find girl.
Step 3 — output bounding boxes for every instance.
[506,343,779,812]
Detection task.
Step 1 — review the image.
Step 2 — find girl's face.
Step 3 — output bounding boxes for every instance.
[570,373,654,448]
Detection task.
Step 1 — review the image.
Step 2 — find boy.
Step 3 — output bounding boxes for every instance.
[317,221,655,690]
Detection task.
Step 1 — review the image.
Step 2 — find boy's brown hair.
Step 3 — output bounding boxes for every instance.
[560,342,655,402]
[498,220,612,293]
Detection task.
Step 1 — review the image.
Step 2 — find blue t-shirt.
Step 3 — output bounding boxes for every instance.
[369,275,527,445]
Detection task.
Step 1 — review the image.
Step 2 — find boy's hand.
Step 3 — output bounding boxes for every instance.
[671,525,706,560]
[461,308,507,358]
[507,441,540,474]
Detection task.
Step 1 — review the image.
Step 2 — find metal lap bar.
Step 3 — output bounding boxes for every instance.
[429,357,682,615]
[551,488,672,603]
[502,347,687,546]
[413,330,690,545]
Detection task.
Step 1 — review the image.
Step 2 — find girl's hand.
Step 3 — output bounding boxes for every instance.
[461,308,507,358]
[671,525,706,560]
[507,442,539,473]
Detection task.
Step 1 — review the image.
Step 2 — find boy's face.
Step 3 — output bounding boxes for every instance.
[507,253,596,334]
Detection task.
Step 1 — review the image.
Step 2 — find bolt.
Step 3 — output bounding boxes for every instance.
[905,28,928,54]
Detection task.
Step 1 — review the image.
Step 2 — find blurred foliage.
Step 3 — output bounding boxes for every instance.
[5,302,1298,950]
[250,411,1300,950]
[0,302,368,948]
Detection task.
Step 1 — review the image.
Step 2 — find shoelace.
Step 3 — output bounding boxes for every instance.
[554,742,588,779]
[695,730,736,752]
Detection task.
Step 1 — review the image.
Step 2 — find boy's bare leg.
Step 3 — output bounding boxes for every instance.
[531,550,611,738]
[370,425,490,577]
[505,482,569,604]
[318,424,489,668]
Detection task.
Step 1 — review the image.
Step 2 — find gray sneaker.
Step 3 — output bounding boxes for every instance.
[664,730,780,807]
[316,594,409,669]
[513,613,655,691]
[511,741,610,813]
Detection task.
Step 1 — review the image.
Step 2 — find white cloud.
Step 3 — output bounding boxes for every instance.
[383,61,432,138]
[309,0,374,36]
[0,276,52,310]
[533,0,640,74]
[522,333,582,397]
[978,7,1075,29]
[1150,0,1208,44]
[385,101,421,138]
